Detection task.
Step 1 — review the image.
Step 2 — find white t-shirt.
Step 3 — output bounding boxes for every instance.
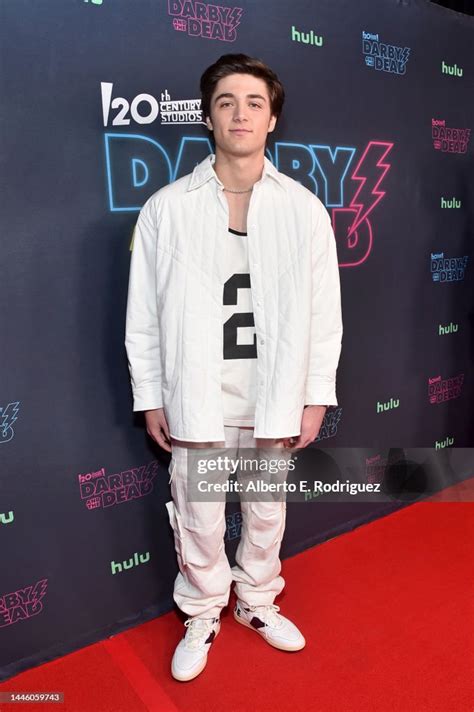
[220,226,258,427]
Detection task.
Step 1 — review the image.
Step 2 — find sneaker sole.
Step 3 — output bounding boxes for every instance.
[171,621,221,681]
[233,610,306,651]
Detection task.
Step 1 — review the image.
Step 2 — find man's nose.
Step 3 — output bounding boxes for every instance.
[232,105,248,122]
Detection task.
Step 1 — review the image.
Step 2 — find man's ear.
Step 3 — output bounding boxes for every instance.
[206,115,213,131]
[267,114,277,133]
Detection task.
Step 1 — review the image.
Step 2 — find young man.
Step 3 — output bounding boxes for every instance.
[125,53,343,681]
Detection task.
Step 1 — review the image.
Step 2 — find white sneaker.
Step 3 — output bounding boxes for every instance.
[234,600,305,651]
[171,616,221,681]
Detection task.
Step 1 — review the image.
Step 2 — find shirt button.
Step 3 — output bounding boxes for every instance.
[260,339,265,345]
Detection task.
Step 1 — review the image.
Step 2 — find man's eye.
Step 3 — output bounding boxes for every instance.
[220,102,262,108]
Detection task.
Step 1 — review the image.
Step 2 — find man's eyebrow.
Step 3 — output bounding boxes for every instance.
[213,92,267,103]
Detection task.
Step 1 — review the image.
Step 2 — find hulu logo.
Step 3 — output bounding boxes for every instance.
[376,397,399,413]
[84,0,103,5]
[0,511,14,525]
[291,25,323,47]
[111,551,150,574]
[440,197,461,209]
[435,436,454,449]
[439,322,458,335]
[441,60,463,77]
[304,488,323,502]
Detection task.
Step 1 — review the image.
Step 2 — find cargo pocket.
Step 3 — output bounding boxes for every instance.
[247,500,287,550]
[165,499,186,567]
[180,517,226,570]
[168,456,177,485]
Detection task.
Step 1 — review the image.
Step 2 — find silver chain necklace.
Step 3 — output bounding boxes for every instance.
[223,185,254,194]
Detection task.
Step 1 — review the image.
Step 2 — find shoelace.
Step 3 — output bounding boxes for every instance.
[245,603,284,629]
[183,617,217,650]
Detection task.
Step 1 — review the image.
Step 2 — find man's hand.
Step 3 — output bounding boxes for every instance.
[282,405,327,451]
[144,408,172,452]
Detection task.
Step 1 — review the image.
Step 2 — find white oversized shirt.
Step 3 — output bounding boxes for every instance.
[125,153,343,442]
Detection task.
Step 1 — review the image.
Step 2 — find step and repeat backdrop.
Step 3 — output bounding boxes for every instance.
[1,0,473,680]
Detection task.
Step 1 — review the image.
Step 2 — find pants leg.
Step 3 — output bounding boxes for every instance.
[165,426,291,617]
[165,426,240,619]
[230,428,291,606]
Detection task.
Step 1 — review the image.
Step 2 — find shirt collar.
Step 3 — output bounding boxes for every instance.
[187,152,285,191]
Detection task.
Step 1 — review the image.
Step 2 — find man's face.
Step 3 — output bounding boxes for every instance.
[205,73,277,157]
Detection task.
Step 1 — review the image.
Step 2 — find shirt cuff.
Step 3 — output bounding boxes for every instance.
[132,387,164,412]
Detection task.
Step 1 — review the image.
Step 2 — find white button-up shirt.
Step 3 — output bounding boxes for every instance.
[125,153,343,442]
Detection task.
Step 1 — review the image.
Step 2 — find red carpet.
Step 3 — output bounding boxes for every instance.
[2,480,473,712]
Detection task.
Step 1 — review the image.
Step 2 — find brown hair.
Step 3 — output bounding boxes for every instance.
[199,53,285,123]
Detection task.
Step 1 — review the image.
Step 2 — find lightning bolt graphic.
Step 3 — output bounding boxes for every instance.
[1,401,20,440]
[228,8,243,30]
[347,141,393,239]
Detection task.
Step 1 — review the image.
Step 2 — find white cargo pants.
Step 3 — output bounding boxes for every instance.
[165,425,291,619]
